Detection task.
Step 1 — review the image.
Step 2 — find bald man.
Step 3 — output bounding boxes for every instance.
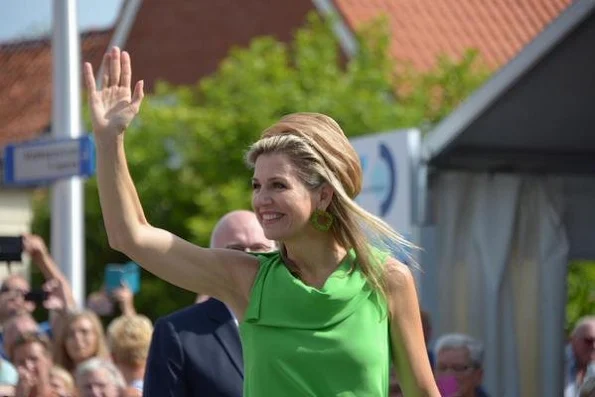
[143,210,274,397]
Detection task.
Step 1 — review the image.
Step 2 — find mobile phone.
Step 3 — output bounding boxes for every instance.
[0,236,23,262]
[24,289,49,305]
[436,375,459,397]
[105,262,140,294]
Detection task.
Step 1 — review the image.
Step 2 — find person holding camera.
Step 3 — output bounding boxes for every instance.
[0,234,76,359]
[86,281,137,320]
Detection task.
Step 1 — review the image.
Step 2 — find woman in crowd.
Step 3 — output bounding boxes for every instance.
[53,311,110,373]
[12,332,52,396]
[75,358,125,397]
[106,314,153,391]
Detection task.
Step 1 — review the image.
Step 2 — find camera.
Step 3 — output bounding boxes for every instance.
[0,236,23,262]
[24,289,50,305]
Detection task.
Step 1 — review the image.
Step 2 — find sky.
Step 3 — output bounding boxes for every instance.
[0,0,124,43]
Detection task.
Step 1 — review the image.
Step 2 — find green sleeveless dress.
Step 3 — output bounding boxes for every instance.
[240,249,391,397]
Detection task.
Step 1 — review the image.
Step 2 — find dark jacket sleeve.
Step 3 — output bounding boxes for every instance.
[143,317,187,397]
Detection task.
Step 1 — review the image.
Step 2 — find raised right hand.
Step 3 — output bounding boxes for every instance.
[83,46,144,139]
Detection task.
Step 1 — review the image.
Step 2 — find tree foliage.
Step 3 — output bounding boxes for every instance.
[566,261,595,334]
[32,12,489,319]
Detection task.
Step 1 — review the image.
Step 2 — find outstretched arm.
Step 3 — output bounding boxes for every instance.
[23,234,71,284]
[387,259,440,397]
[83,47,258,305]
[22,234,77,312]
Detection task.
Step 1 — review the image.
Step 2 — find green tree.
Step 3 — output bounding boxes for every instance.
[32,12,489,319]
[394,49,491,131]
[566,261,595,335]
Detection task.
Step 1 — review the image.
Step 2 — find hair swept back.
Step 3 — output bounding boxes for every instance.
[245,112,414,297]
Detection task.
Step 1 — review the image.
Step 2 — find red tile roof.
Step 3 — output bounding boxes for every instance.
[0,31,111,147]
[333,0,573,70]
[0,0,574,149]
[124,0,315,91]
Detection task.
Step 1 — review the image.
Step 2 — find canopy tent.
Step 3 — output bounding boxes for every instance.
[418,1,595,396]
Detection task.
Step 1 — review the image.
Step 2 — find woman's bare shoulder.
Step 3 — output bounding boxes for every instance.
[383,257,415,297]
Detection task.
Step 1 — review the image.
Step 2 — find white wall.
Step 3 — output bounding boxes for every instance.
[0,189,33,280]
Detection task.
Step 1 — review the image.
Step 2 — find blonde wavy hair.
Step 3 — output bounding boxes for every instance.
[246,112,413,296]
[53,310,110,372]
[107,314,153,366]
[50,365,76,396]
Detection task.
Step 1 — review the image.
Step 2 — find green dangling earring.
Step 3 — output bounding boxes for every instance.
[310,208,334,232]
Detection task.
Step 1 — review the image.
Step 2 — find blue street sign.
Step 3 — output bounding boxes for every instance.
[3,135,95,186]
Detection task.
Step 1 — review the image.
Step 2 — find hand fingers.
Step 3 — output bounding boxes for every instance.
[43,297,63,310]
[21,233,35,248]
[121,51,132,88]
[22,235,45,256]
[108,47,121,87]
[21,234,32,251]
[100,52,110,89]
[42,278,59,292]
[83,62,97,94]
[131,80,144,113]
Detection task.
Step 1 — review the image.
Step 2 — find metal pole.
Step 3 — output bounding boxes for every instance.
[51,0,85,307]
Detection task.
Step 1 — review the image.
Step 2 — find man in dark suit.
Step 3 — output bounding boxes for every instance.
[143,210,274,397]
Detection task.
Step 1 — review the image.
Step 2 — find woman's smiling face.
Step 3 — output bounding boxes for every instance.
[251,153,319,242]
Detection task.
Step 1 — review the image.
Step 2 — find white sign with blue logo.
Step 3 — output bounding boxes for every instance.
[3,135,95,186]
[350,129,420,239]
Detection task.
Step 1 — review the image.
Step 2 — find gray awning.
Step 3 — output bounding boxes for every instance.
[422,0,595,175]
